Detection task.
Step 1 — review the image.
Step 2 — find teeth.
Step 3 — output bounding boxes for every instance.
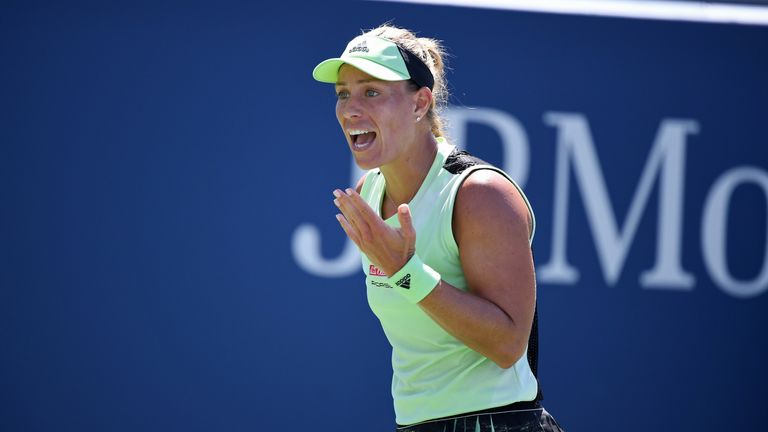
[348,129,370,136]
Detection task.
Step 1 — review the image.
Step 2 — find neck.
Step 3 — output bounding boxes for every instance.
[380,133,439,206]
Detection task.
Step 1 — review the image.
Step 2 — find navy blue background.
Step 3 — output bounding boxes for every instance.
[2,1,767,430]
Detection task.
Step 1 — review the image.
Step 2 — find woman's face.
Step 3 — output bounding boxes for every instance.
[335,64,418,170]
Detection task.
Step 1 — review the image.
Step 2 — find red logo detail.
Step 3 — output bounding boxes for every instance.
[369,265,387,277]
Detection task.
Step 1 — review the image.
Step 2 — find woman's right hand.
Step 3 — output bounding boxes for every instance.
[333,188,416,277]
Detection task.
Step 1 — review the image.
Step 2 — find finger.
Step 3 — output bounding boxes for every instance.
[397,204,416,243]
[334,190,365,230]
[344,188,385,227]
[334,189,372,242]
[335,213,362,247]
[342,188,386,243]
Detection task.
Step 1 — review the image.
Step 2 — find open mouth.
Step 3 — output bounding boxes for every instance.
[349,129,377,150]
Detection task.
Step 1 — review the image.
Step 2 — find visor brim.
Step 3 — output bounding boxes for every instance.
[312,57,410,83]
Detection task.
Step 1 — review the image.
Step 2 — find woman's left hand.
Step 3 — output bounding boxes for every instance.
[333,188,415,277]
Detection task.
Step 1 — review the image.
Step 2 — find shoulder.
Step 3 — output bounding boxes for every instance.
[354,173,367,193]
[354,169,380,194]
[453,169,533,246]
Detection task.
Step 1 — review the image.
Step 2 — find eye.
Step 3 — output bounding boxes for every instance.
[336,90,349,100]
[365,89,380,97]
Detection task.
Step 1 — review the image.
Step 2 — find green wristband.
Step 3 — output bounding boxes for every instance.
[387,254,441,304]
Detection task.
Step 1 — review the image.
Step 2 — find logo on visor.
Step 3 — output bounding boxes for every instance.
[348,40,369,54]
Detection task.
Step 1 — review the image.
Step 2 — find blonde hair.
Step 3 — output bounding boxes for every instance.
[362,24,449,137]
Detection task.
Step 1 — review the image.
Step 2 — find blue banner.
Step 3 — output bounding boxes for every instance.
[2,1,767,430]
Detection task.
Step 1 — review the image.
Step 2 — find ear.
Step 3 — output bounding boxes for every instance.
[413,87,433,119]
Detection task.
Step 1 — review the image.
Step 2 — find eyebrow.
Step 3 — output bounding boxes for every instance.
[335,78,378,86]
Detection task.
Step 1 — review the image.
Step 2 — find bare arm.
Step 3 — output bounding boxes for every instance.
[418,170,536,368]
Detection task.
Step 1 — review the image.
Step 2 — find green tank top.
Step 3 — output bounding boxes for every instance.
[359,138,539,425]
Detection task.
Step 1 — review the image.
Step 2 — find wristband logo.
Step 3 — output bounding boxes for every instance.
[370,280,392,289]
[395,274,411,290]
[369,265,387,277]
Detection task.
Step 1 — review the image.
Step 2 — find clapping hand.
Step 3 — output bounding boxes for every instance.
[333,188,416,277]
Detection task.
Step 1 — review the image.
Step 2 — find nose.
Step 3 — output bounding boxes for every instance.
[339,95,362,120]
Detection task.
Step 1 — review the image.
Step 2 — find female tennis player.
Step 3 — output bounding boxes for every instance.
[313,25,565,432]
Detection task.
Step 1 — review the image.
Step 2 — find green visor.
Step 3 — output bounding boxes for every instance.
[313,35,411,84]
